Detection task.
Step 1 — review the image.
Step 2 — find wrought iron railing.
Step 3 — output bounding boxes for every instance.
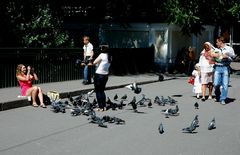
[0,48,155,88]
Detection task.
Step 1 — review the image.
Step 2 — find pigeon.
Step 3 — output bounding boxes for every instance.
[68,95,74,103]
[208,117,216,130]
[74,95,83,107]
[67,93,71,99]
[98,122,108,128]
[64,100,69,105]
[117,100,126,109]
[158,123,164,134]
[70,108,81,116]
[75,59,82,66]
[168,105,179,115]
[134,87,142,94]
[51,101,66,113]
[128,97,137,112]
[194,102,199,109]
[106,97,117,110]
[131,96,136,103]
[182,115,199,133]
[191,115,199,128]
[158,73,164,81]
[102,115,112,123]
[147,100,152,108]
[161,108,170,118]
[160,96,168,105]
[87,90,95,96]
[82,108,96,116]
[64,100,72,108]
[112,117,126,124]
[182,123,197,133]
[92,98,98,108]
[137,94,150,107]
[121,94,127,100]
[154,96,165,106]
[167,96,177,105]
[72,100,78,107]
[125,82,142,94]
[88,115,108,128]
[88,115,102,123]
[114,94,118,101]
[137,98,146,107]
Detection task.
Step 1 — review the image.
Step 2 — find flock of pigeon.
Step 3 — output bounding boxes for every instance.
[156,98,216,134]
[49,83,216,134]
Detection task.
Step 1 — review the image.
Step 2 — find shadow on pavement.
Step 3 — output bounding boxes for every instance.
[225,98,236,104]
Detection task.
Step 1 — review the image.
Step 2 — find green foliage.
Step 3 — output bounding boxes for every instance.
[228,2,240,17]
[6,2,74,48]
[163,0,240,36]
[163,0,204,35]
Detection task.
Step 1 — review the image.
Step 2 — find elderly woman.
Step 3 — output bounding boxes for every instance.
[16,64,46,108]
[198,42,215,101]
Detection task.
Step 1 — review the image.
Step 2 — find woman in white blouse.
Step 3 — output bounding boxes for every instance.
[93,45,111,111]
[198,42,215,101]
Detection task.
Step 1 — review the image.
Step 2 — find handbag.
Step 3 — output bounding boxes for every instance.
[47,91,60,102]
[188,76,195,85]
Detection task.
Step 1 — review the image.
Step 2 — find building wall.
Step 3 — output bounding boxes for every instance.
[100,23,215,72]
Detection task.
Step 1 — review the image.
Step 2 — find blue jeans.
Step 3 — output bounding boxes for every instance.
[84,65,88,81]
[214,66,229,102]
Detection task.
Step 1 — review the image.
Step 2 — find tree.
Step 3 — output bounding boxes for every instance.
[5,1,74,48]
[162,0,240,35]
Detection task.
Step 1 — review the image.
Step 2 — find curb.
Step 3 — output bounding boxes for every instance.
[0,76,176,111]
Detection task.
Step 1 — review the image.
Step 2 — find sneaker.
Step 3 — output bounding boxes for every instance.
[214,98,219,102]
[220,100,226,105]
[196,94,200,99]
[201,97,205,102]
[208,96,212,100]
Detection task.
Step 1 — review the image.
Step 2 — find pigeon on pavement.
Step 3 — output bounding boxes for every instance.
[114,94,118,101]
[128,96,137,112]
[191,115,199,128]
[125,82,142,94]
[148,99,152,108]
[194,102,199,109]
[182,123,197,133]
[70,107,81,116]
[208,117,216,130]
[158,123,164,134]
[168,105,179,115]
[121,94,127,100]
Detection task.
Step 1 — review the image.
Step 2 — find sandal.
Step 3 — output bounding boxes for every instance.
[40,104,47,108]
[32,103,39,107]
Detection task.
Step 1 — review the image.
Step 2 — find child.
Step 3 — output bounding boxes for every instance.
[192,63,202,99]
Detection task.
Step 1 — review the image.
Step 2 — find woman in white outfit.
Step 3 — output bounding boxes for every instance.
[198,42,215,101]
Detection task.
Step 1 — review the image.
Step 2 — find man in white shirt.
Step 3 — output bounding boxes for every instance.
[82,36,94,84]
[212,36,235,105]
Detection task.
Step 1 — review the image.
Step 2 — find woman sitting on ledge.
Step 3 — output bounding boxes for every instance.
[16,64,46,108]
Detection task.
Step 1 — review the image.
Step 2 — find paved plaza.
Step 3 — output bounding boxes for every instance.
[0,77,240,155]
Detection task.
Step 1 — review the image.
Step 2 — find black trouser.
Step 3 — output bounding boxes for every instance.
[94,74,108,109]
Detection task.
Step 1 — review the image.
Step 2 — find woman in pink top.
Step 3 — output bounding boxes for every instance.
[16,64,46,108]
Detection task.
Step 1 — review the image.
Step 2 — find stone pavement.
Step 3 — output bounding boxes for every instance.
[0,77,239,155]
[0,74,171,111]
